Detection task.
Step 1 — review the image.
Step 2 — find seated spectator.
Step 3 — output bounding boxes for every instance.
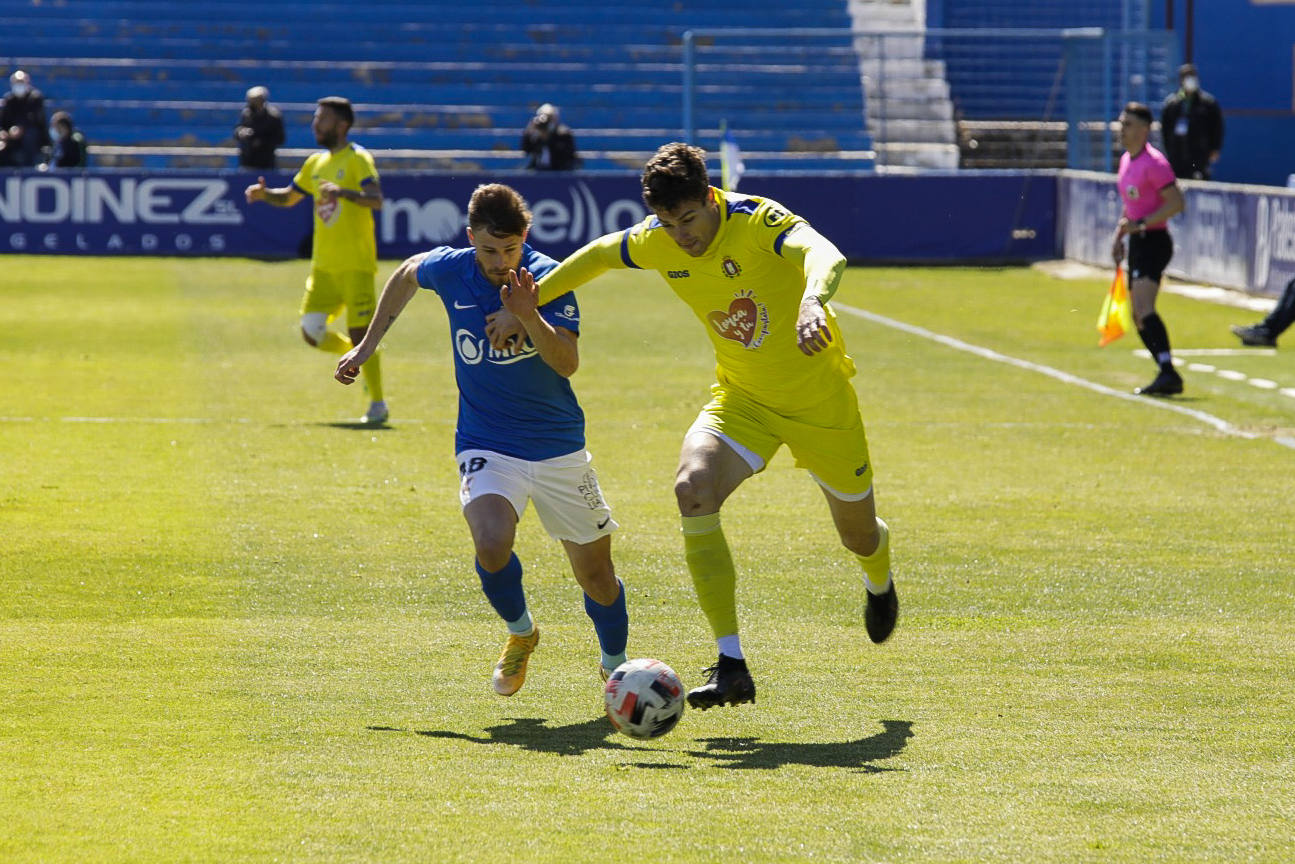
[0,70,52,168]
[47,111,88,169]
[235,85,286,170]
[521,103,579,171]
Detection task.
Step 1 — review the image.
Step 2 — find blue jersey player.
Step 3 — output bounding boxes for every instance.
[335,183,628,696]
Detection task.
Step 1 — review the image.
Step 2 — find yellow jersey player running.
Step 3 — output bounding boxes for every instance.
[502,142,899,710]
[245,96,388,424]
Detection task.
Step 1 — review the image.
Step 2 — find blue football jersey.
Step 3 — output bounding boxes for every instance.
[416,244,585,460]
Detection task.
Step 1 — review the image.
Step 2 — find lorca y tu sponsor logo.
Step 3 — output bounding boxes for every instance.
[707,289,770,348]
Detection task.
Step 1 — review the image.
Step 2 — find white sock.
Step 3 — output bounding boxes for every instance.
[506,611,534,636]
[717,635,743,659]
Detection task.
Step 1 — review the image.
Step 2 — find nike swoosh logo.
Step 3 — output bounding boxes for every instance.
[596,517,611,530]
[453,300,475,310]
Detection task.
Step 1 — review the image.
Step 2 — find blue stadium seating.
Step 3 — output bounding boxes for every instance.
[0,0,874,172]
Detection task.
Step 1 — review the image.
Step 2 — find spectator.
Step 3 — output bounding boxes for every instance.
[1231,276,1295,348]
[521,103,579,171]
[47,111,88,169]
[0,70,52,168]
[235,85,286,170]
[1160,63,1224,180]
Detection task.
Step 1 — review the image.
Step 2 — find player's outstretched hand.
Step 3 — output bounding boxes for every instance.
[501,267,540,319]
[796,296,834,355]
[244,176,267,204]
[335,346,370,385]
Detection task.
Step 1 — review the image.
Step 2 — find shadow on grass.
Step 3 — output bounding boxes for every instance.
[368,717,914,773]
[687,719,914,772]
[369,716,636,757]
[317,420,393,431]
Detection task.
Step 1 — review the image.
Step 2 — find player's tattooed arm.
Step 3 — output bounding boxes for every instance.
[335,254,424,384]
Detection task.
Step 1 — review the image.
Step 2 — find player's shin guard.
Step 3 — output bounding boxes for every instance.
[583,578,628,671]
[476,553,531,634]
[681,513,739,640]
[360,346,384,402]
[854,517,892,594]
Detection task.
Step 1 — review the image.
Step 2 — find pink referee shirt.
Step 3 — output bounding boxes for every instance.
[1118,143,1176,228]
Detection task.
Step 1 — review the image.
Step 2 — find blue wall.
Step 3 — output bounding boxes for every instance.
[1156,0,1295,186]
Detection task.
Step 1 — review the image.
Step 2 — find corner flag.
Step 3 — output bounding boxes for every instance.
[720,122,744,192]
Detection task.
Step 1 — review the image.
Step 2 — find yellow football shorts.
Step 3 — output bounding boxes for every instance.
[689,380,875,499]
[299,268,377,329]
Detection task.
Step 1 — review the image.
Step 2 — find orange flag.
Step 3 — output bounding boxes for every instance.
[1097,269,1135,347]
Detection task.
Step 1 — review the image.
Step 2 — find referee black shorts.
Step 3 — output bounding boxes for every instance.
[1127,229,1173,282]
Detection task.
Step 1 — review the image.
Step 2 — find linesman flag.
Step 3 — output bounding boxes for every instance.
[1097,268,1135,347]
[720,122,744,192]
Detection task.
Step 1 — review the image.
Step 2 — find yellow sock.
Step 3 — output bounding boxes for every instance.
[360,347,384,403]
[681,512,739,639]
[854,517,892,594]
[316,330,353,355]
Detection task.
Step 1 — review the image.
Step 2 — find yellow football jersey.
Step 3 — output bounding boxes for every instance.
[538,187,856,414]
[291,143,378,273]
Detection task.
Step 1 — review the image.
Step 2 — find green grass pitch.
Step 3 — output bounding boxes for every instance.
[2,256,1292,862]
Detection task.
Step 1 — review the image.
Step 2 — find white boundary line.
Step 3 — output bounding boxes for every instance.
[833,303,1295,451]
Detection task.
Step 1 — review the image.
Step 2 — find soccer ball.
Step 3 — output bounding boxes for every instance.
[603,658,685,739]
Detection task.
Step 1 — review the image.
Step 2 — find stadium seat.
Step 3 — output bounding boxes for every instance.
[0,0,876,172]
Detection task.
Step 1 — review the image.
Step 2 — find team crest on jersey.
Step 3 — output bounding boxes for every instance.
[337,169,345,180]
[721,256,742,278]
[706,289,769,349]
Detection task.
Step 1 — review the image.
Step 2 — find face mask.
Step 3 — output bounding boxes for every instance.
[1182,76,1199,93]
[11,83,30,97]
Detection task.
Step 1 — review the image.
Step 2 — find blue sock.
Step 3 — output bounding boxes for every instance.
[476,553,530,633]
[584,578,628,670]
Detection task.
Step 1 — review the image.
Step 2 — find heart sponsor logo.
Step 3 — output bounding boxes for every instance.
[706,291,768,348]
[316,196,340,225]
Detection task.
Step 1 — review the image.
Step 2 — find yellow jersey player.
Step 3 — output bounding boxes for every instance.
[245,96,388,424]
[503,142,899,710]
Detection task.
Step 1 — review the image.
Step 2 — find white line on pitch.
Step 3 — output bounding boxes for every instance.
[834,304,1294,451]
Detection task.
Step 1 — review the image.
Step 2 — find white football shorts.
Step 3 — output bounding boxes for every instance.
[455,448,618,544]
